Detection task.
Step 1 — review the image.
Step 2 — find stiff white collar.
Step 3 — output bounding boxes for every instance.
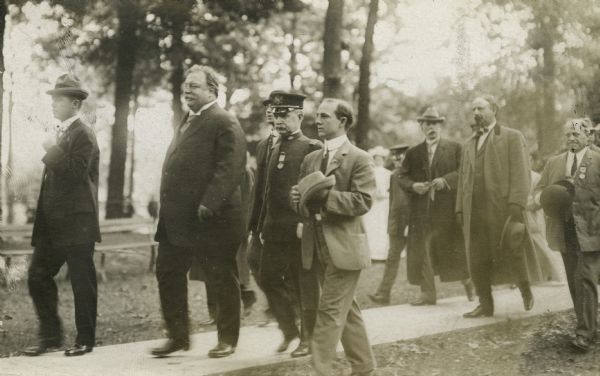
[324,134,348,153]
[190,100,217,117]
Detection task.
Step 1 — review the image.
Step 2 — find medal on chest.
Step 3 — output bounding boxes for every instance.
[277,152,286,169]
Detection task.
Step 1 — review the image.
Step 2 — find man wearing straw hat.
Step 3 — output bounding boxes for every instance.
[25,73,100,357]
[399,106,473,306]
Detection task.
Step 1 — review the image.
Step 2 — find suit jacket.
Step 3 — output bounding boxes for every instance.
[387,168,409,236]
[295,140,376,271]
[247,134,275,233]
[534,148,600,253]
[155,104,247,249]
[399,139,467,284]
[261,132,321,242]
[32,119,101,248]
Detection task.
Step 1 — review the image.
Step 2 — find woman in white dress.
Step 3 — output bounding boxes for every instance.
[364,146,392,261]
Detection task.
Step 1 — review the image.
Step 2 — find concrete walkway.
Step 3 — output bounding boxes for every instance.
[0,284,572,376]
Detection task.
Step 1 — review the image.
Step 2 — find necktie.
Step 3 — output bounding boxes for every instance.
[427,142,436,166]
[570,153,578,177]
[475,127,486,151]
[320,149,329,173]
[179,114,196,135]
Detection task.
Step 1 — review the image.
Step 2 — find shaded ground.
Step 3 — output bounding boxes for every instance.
[222,310,596,376]
[0,247,469,357]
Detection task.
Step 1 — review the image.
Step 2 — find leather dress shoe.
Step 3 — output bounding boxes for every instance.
[208,342,235,358]
[571,336,590,353]
[368,293,390,305]
[290,341,311,358]
[22,341,62,356]
[410,298,436,306]
[463,305,493,318]
[150,339,190,357]
[198,317,216,326]
[64,344,93,356]
[276,335,298,353]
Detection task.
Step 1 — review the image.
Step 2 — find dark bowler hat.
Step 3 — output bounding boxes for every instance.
[499,217,526,252]
[540,180,575,220]
[46,73,89,100]
[270,90,306,115]
[417,106,445,123]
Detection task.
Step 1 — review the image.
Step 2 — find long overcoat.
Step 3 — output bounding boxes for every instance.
[398,139,468,285]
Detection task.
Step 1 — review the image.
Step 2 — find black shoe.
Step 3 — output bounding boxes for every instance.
[276,335,298,353]
[368,293,390,305]
[197,317,216,326]
[571,336,590,353]
[290,341,310,358]
[410,298,436,306]
[463,305,493,318]
[22,341,62,356]
[150,339,190,357]
[64,344,93,357]
[208,342,235,358]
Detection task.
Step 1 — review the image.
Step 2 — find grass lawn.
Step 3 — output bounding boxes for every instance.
[0,248,469,357]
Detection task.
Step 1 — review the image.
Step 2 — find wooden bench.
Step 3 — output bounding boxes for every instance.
[0,217,158,283]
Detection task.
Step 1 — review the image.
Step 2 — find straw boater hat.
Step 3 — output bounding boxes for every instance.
[297,171,336,217]
[389,143,410,153]
[46,74,89,100]
[417,107,445,123]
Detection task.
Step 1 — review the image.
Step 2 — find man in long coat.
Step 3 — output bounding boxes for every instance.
[399,107,473,305]
[456,95,534,318]
[535,119,600,352]
[25,74,100,357]
[151,65,246,358]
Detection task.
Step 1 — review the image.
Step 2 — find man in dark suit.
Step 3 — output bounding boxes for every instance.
[258,91,321,357]
[535,119,600,352]
[151,65,246,358]
[291,98,376,376]
[456,95,534,318]
[369,144,409,305]
[398,107,473,306]
[25,74,101,357]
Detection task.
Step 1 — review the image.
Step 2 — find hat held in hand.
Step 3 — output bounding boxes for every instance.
[499,216,526,252]
[297,171,336,217]
[540,179,575,220]
[46,73,89,100]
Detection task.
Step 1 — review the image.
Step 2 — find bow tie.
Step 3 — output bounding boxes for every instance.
[475,126,488,137]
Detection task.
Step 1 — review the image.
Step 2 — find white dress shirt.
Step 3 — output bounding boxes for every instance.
[323,134,348,167]
[477,120,496,151]
[566,147,588,176]
[425,138,439,166]
[181,100,217,133]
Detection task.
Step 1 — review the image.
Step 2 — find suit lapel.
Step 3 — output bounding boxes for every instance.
[166,106,215,161]
[325,141,351,176]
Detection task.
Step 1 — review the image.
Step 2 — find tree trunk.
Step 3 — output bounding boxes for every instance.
[170,21,185,128]
[322,0,344,98]
[288,12,298,89]
[106,2,140,219]
[355,0,378,150]
[0,1,6,222]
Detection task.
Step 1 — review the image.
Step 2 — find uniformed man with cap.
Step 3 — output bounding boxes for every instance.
[369,143,410,305]
[258,91,321,357]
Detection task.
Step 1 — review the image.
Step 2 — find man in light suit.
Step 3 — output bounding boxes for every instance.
[151,65,246,358]
[25,74,100,357]
[291,98,376,376]
[456,95,534,318]
[534,119,600,352]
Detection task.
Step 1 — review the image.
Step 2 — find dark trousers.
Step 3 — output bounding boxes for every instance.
[375,235,406,297]
[28,243,97,346]
[156,241,241,346]
[563,218,580,306]
[575,252,600,339]
[260,238,318,340]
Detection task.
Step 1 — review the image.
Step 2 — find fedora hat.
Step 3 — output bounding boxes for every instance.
[297,171,336,217]
[390,143,410,153]
[499,217,526,252]
[417,106,445,123]
[46,73,89,100]
[540,180,575,220]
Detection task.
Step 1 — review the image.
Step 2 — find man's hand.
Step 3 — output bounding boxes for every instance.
[42,135,56,151]
[431,177,448,191]
[509,204,524,223]
[412,182,430,195]
[290,185,301,205]
[197,205,214,221]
